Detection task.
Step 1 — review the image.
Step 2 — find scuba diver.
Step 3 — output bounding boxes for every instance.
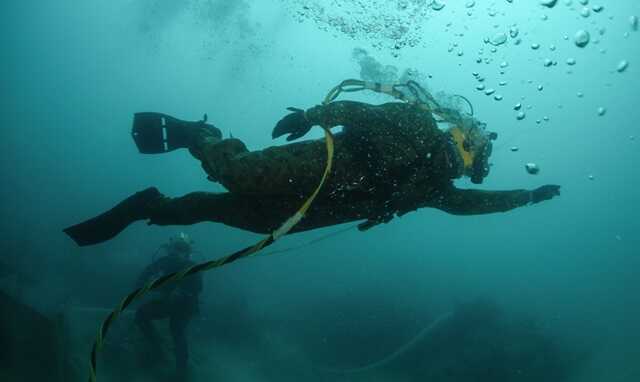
[63,81,561,246]
[135,233,202,380]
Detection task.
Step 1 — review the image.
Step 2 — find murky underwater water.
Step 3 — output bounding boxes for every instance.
[1,1,639,381]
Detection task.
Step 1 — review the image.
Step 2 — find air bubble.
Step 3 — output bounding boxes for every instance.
[617,60,629,73]
[574,30,590,48]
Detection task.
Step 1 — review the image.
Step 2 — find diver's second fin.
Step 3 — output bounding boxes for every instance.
[63,187,163,246]
[132,112,197,154]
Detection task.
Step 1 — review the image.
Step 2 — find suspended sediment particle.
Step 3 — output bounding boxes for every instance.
[574,30,590,48]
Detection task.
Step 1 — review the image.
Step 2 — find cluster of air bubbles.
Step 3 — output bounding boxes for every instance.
[473,72,504,101]
[284,0,451,53]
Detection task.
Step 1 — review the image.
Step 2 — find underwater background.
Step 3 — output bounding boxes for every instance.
[1,0,639,381]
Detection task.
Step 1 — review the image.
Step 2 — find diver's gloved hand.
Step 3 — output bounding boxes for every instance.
[272,107,313,141]
[531,185,561,204]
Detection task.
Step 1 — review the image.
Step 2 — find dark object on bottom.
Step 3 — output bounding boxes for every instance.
[0,291,71,381]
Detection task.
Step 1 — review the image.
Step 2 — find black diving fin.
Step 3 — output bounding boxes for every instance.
[131,112,214,154]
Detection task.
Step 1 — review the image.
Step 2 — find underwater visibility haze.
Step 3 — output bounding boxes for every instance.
[1,1,639,381]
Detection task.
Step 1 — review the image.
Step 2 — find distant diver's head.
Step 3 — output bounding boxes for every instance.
[167,232,193,258]
[448,122,498,184]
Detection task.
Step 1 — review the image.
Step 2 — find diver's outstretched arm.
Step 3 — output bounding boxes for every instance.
[425,185,561,215]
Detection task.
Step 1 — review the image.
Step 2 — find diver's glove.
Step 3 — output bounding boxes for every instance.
[272,107,313,141]
[530,185,561,204]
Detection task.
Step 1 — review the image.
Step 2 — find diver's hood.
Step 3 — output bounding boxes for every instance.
[448,125,497,184]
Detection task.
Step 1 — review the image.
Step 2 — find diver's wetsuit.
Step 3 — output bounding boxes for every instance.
[145,101,534,233]
[135,255,202,376]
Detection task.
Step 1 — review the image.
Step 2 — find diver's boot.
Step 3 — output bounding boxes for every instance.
[63,187,163,246]
[132,113,222,154]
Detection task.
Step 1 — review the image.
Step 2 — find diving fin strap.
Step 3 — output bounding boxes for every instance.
[132,112,207,154]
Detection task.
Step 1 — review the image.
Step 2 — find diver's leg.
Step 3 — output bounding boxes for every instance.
[147,191,379,234]
[62,188,291,246]
[147,192,295,234]
[169,310,192,378]
[135,300,171,364]
[64,188,378,247]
